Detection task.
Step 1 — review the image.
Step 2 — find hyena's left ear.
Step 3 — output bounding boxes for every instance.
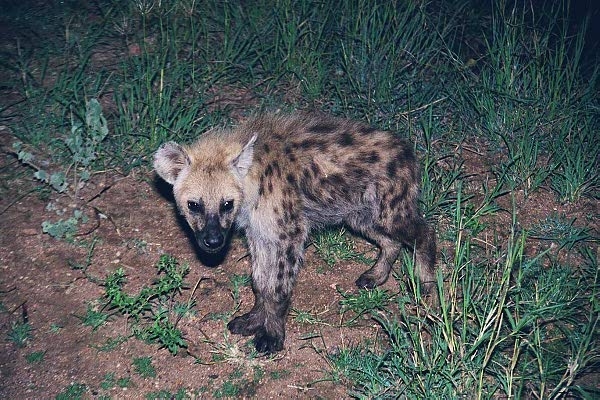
[154,141,190,185]
[231,134,257,180]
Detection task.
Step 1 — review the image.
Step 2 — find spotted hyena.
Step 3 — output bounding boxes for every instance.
[153,112,436,353]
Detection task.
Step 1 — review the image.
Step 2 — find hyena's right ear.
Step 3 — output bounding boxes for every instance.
[153,141,190,185]
[230,134,257,180]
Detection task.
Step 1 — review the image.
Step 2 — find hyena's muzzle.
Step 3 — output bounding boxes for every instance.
[194,214,229,253]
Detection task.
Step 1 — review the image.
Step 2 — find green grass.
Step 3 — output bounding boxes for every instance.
[312,228,373,270]
[1,0,598,398]
[132,356,157,379]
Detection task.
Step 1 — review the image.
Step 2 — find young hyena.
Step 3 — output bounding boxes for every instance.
[154,112,436,353]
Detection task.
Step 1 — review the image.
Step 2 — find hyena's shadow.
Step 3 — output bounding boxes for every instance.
[153,175,228,267]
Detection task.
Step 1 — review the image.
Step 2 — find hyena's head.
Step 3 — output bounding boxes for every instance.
[153,133,257,254]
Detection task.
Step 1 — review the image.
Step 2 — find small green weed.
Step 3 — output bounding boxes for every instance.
[145,388,188,400]
[214,380,240,398]
[42,209,88,241]
[289,307,328,325]
[338,288,392,325]
[229,273,251,308]
[93,335,129,352]
[100,372,116,390]
[269,369,290,380]
[49,323,63,334]
[78,304,110,331]
[12,98,109,240]
[132,356,156,379]
[7,321,32,347]
[55,383,87,400]
[25,350,45,363]
[100,372,132,390]
[103,254,190,354]
[529,213,594,251]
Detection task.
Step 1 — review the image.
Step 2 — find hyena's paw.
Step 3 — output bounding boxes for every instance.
[253,328,284,354]
[355,272,381,289]
[227,312,264,336]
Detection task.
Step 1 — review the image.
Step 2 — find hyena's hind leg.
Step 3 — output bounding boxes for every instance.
[353,216,436,293]
[353,227,403,289]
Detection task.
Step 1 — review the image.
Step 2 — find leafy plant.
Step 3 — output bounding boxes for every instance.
[25,350,45,363]
[78,304,110,331]
[132,356,156,379]
[103,254,190,354]
[7,321,32,348]
[55,383,87,400]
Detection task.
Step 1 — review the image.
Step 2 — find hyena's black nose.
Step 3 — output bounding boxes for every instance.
[196,226,225,251]
[203,232,224,249]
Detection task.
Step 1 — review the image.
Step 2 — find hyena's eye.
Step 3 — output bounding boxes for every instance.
[187,200,204,214]
[220,200,234,213]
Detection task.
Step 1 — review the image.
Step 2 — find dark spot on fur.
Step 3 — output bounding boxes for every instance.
[374,224,389,235]
[299,176,320,203]
[323,174,344,187]
[339,131,354,146]
[393,213,409,232]
[298,138,327,150]
[279,232,288,241]
[390,193,403,210]
[386,160,398,179]
[264,164,273,177]
[310,161,320,176]
[363,151,380,164]
[286,173,296,185]
[259,176,265,196]
[308,123,336,134]
[273,162,281,178]
[263,143,271,153]
[286,245,296,265]
[275,284,284,295]
[291,226,302,238]
[267,180,273,193]
[400,145,415,163]
[349,166,366,179]
[359,126,377,135]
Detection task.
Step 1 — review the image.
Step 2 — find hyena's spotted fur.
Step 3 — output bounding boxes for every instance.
[154,112,436,353]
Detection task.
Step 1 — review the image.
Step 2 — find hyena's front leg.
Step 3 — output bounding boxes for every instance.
[228,232,305,353]
[226,285,265,336]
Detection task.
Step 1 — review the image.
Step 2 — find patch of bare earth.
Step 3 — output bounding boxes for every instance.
[0,127,398,398]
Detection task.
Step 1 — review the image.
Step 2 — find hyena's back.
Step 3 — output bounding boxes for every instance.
[231,114,423,227]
